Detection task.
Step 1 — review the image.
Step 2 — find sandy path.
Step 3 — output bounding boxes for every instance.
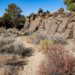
[16,36,45,75]
[18,51,45,75]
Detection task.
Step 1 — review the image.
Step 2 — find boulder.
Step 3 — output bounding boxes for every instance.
[57,18,68,33]
[45,11,52,19]
[38,8,43,17]
[54,19,62,25]
[30,13,35,21]
[55,15,65,22]
[58,8,64,14]
[38,19,45,31]
[62,29,72,38]
[53,12,59,17]
[49,20,59,36]
[26,17,42,34]
[44,17,54,30]
[70,16,75,22]
[67,22,75,29]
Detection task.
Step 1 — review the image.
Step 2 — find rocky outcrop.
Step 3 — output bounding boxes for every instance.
[23,12,75,39]
[25,17,42,34]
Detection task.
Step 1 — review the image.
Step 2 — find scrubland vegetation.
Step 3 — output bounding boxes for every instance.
[1,0,75,75]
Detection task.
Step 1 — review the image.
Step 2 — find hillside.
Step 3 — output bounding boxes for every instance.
[1,9,75,75]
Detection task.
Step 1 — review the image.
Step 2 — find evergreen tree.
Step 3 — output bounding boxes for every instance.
[2,3,25,29]
[64,0,75,11]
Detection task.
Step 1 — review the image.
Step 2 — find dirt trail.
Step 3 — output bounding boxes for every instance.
[16,36,45,75]
[18,51,45,75]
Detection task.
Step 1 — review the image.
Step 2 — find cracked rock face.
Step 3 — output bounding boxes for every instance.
[23,13,75,39]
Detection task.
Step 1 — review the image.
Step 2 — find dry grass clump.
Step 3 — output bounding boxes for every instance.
[0,32,33,75]
[0,33,16,54]
[38,44,75,75]
[37,39,54,50]
[0,33,33,57]
[32,32,67,46]
[30,33,50,44]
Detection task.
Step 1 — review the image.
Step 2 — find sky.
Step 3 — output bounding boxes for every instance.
[0,0,66,16]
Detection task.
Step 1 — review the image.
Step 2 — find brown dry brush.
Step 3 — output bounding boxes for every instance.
[38,44,75,75]
[0,33,33,75]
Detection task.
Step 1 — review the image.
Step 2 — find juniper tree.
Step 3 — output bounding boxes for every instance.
[2,4,25,29]
[64,0,75,11]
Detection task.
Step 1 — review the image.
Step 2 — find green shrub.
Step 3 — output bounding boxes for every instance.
[64,0,75,12]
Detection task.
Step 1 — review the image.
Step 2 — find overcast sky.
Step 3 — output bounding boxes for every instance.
[0,0,66,16]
